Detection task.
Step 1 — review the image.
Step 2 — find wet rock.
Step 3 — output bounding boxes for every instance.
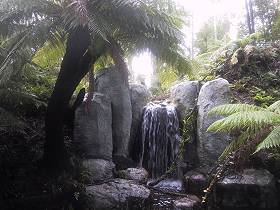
[152,179,185,193]
[116,167,148,183]
[85,179,150,210]
[184,170,207,196]
[129,84,151,160]
[82,159,115,183]
[216,169,278,209]
[74,93,112,159]
[173,195,201,210]
[197,78,231,167]
[95,66,132,158]
[170,81,200,170]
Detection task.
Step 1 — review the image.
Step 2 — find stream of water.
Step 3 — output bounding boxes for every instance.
[140,102,181,178]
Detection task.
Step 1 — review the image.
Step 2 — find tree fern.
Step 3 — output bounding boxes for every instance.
[208,101,280,157]
[208,103,265,116]
[219,127,261,160]
[268,100,280,114]
[207,110,280,132]
[255,126,280,152]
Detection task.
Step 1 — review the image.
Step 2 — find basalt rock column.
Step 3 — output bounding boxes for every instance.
[197,78,231,167]
[95,66,132,159]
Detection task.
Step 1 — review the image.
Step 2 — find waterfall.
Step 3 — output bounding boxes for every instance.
[140,102,181,178]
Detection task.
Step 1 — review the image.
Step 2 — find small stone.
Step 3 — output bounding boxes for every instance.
[184,170,207,195]
[116,168,149,183]
[173,195,201,210]
[153,179,185,193]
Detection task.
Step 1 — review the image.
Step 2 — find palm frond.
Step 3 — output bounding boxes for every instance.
[255,126,280,152]
[208,104,264,116]
[207,111,280,133]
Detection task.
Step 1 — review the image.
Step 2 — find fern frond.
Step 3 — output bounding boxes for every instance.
[268,100,280,114]
[207,111,280,133]
[255,126,280,152]
[219,129,254,160]
[208,104,264,116]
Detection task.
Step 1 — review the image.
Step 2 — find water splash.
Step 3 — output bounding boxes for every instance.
[140,102,181,178]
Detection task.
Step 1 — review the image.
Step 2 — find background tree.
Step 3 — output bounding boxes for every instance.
[194,17,230,54]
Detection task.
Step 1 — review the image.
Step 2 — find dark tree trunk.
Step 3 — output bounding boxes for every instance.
[245,0,252,34]
[245,0,255,34]
[42,26,96,173]
[248,0,255,33]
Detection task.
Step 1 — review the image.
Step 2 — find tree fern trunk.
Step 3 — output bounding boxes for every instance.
[42,26,93,173]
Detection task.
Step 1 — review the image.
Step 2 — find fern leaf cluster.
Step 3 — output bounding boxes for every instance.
[207,101,280,159]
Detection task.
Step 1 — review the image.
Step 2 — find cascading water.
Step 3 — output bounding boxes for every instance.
[140,102,181,178]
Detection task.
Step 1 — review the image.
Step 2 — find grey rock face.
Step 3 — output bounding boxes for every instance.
[197,78,231,166]
[170,81,199,116]
[116,167,148,183]
[170,81,200,169]
[129,84,151,158]
[85,179,150,210]
[74,93,112,159]
[83,159,115,183]
[95,66,132,158]
[217,169,278,209]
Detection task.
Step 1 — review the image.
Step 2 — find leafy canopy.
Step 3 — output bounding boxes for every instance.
[0,0,190,84]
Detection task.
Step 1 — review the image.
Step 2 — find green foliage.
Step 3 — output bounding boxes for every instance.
[255,126,280,152]
[208,103,264,116]
[207,100,280,159]
[158,67,179,91]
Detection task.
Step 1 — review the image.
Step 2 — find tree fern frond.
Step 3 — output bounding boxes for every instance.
[207,111,280,133]
[219,128,255,160]
[208,104,264,116]
[255,126,280,152]
[32,40,66,69]
[268,100,280,114]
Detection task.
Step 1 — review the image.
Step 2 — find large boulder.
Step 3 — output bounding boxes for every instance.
[170,81,199,116]
[74,93,112,160]
[95,66,132,158]
[170,81,200,170]
[85,179,150,210]
[197,78,231,167]
[216,169,278,209]
[129,84,151,159]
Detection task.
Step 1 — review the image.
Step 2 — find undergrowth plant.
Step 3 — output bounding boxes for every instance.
[207,100,280,161]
